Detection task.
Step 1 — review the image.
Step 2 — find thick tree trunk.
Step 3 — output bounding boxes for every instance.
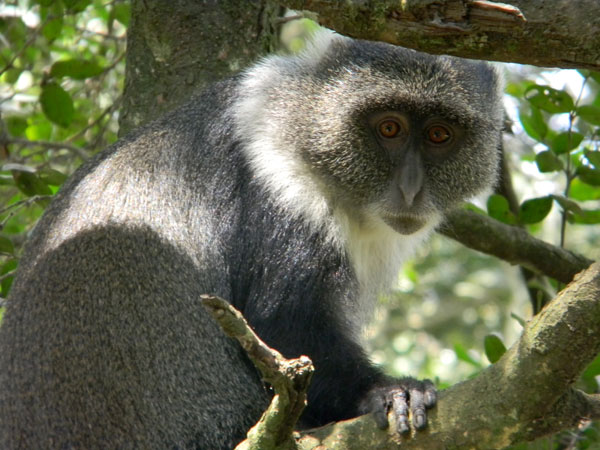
[119,0,283,135]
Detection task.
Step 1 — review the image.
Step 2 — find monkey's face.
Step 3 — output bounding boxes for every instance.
[234,35,503,236]
[363,110,466,234]
[294,42,503,235]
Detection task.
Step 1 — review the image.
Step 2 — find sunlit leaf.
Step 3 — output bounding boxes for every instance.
[524,85,574,114]
[487,194,517,225]
[569,178,600,201]
[25,121,52,141]
[550,132,584,154]
[484,334,507,364]
[519,196,553,224]
[40,83,74,128]
[535,150,564,172]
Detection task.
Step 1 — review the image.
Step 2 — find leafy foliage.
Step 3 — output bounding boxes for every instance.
[0,0,127,300]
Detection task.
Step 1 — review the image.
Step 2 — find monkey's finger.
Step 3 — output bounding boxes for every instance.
[391,390,410,434]
[422,379,437,408]
[372,401,390,430]
[408,387,427,430]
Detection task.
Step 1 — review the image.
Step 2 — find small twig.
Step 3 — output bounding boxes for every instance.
[201,295,313,449]
[66,95,122,144]
[7,138,88,161]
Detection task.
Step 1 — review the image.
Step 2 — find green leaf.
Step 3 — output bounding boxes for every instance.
[2,68,22,83]
[584,149,600,168]
[510,312,526,328]
[0,259,17,299]
[518,196,553,224]
[569,178,600,201]
[524,85,574,114]
[50,59,104,80]
[519,106,547,141]
[569,209,600,224]
[25,121,52,141]
[6,117,28,137]
[487,194,517,224]
[577,105,600,126]
[505,80,535,98]
[535,150,564,173]
[0,237,14,255]
[552,194,584,216]
[463,202,486,215]
[11,169,52,197]
[550,132,584,154]
[42,16,63,42]
[589,71,600,85]
[40,83,74,128]
[583,354,600,379]
[38,167,67,186]
[113,3,131,26]
[63,0,91,13]
[576,165,600,186]
[484,334,507,364]
[453,343,481,368]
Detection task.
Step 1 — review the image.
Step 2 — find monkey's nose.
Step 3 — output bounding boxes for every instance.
[396,151,424,207]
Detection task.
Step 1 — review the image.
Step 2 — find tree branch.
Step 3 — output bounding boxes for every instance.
[438,209,593,284]
[294,262,600,449]
[204,263,600,449]
[278,0,600,69]
[201,295,314,449]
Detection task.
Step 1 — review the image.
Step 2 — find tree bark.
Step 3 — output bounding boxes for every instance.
[278,0,600,70]
[119,0,283,135]
[440,209,593,284]
[295,263,600,449]
[204,265,600,449]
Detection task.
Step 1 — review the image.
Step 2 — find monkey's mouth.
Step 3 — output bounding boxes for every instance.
[382,214,426,235]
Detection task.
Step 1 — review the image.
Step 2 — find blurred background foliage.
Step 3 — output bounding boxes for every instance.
[0,2,599,448]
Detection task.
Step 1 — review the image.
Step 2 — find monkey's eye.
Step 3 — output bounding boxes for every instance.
[426,125,452,145]
[378,119,402,138]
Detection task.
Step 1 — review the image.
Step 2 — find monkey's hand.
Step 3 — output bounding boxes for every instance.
[359,377,437,434]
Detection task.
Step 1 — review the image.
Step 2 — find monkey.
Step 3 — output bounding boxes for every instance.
[0,31,503,449]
